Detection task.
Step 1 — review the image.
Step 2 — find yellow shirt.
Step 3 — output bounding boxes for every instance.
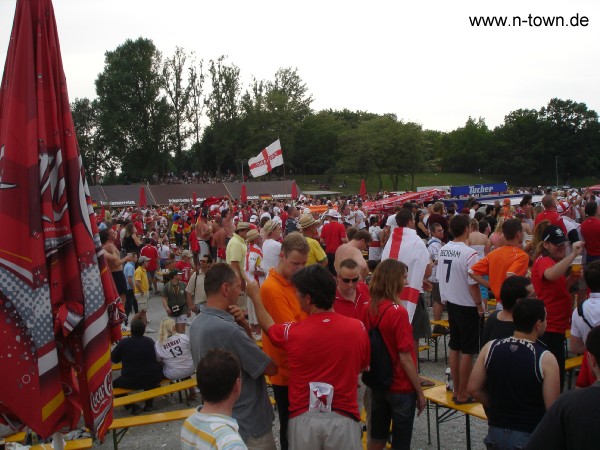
[305,236,327,266]
[134,266,149,294]
[226,233,247,264]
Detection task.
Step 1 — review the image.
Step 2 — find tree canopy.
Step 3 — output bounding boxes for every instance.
[72,38,600,187]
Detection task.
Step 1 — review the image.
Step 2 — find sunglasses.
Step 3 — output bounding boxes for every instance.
[340,277,359,284]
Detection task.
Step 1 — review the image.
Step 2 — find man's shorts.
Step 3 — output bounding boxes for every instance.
[447,301,480,354]
[412,294,432,340]
[111,271,127,296]
[135,292,149,311]
[146,270,156,281]
[430,282,441,305]
[289,411,361,450]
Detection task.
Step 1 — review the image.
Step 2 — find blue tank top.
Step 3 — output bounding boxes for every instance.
[484,337,548,433]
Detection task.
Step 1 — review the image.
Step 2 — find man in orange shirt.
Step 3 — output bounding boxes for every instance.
[469,219,529,310]
[260,232,309,450]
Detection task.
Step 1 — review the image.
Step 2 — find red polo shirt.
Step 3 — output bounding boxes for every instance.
[581,217,600,256]
[535,210,567,234]
[320,221,347,253]
[362,300,416,394]
[267,311,369,420]
[333,282,370,320]
[531,255,571,334]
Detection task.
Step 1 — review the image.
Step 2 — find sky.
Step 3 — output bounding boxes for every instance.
[1,0,599,132]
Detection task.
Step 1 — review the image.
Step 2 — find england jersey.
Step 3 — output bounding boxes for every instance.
[436,241,479,307]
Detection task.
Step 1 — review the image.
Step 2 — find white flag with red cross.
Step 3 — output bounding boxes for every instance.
[248,139,283,177]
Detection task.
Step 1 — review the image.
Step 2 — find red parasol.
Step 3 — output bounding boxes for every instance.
[240,183,248,203]
[291,181,298,200]
[0,0,120,441]
[192,191,197,205]
[359,179,367,197]
[139,186,147,207]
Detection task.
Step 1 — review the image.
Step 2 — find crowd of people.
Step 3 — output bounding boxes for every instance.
[100,184,600,450]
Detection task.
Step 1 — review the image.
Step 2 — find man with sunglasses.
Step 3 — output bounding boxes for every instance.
[333,258,370,320]
[531,225,584,391]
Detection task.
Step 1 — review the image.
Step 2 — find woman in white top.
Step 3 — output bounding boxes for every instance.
[468,218,491,259]
[158,237,171,270]
[368,215,383,261]
[261,220,282,275]
[155,318,195,381]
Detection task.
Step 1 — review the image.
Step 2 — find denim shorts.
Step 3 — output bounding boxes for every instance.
[369,389,416,450]
[484,426,532,450]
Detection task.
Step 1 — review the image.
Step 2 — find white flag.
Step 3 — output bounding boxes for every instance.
[248,139,283,177]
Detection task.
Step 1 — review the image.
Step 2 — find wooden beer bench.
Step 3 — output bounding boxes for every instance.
[113,378,197,408]
[109,407,195,450]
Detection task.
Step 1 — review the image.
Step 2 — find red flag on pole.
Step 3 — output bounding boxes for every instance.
[240,183,247,203]
[0,0,119,440]
[360,179,367,197]
[139,186,147,207]
[192,191,197,205]
[291,181,298,200]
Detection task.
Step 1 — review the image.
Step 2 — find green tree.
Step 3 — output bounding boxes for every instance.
[439,117,492,173]
[95,38,174,181]
[539,98,600,183]
[163,47,193,172]
[71,97,114,185]
[203,56,242,174]
[186,56,205,146]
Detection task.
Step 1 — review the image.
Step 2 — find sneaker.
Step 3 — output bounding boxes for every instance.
[146,319,152,324]
[145,327,156,333]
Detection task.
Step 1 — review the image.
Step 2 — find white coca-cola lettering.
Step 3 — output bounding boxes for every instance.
[90,371,112,414]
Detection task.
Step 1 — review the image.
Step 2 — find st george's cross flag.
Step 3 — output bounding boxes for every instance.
[381,226,430,323]
[248,139,283,177]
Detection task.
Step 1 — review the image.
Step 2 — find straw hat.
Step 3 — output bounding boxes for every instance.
[245,229,261,242]
[299,214,320,229]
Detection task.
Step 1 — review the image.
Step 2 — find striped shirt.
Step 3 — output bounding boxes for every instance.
[181,411,247,450]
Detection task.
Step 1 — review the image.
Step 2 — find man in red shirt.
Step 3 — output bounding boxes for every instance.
[249,264,369,450]
[175,250,193,284]
[320,210,348,276]
[140,238,159,293]
[531,225,583,391]
[534,194,567,234]
[333,258,371,320]
[581,201,600,265]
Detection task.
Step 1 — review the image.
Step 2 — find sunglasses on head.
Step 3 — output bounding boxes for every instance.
[340,277,359,284]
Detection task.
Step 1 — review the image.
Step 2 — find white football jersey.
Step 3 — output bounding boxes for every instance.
[436,241,479,307]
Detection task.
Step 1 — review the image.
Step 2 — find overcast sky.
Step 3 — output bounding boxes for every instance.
[1,0,599,132]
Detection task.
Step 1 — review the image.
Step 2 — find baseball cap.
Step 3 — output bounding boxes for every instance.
[138,256,150,264]
[542,225,568,245]
[170,269,182,276]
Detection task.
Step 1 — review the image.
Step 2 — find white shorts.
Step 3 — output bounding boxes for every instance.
[173,314,188,324]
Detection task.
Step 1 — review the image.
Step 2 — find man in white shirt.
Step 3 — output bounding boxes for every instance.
[570,260,600,354]
[437,214,482,404]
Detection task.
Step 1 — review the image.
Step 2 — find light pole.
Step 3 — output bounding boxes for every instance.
[555,155,559,188]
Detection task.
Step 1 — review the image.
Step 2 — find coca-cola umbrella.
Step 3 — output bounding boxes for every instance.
[240,183,248,203]
[0,0,121,441]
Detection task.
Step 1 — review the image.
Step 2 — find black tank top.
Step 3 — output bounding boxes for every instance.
[484,337,548,433]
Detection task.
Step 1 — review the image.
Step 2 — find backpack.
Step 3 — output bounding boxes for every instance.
[361,305,394,391]
[577,302,594,329]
